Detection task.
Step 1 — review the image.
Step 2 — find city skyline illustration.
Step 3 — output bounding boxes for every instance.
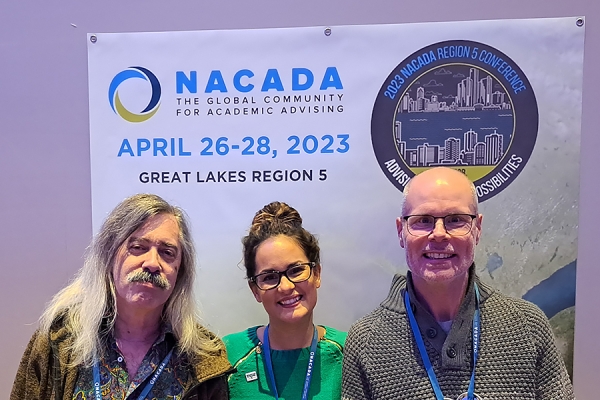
[394,65,515,168]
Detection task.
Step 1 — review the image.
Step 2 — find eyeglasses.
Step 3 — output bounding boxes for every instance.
[403,214,477,237]
[249,262,316,291]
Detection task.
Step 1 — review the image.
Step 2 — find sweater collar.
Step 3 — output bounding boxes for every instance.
[380,263,494,370]
[381,263,492,313]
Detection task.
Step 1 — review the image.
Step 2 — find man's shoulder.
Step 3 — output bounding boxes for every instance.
[185,324,233,383]
[483,286,553,336]
[347,273,409,337]
[347,305,394,343]
[38,311,75,348]
[485,287,547,318]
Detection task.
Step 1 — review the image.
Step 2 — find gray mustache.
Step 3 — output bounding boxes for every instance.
[126,270,171,290]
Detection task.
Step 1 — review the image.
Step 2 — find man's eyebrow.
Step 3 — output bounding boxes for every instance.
[127,236,178,248]
[159,241,179,249]
[127,236,148,244]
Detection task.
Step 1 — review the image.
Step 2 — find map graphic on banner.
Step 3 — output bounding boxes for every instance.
[88,17,584,374]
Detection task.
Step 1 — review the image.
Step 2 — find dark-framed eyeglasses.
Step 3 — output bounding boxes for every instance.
[249,262,316,291]
[403,214,477,237]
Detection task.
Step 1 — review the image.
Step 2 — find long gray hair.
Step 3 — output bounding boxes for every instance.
[40,193,219,366]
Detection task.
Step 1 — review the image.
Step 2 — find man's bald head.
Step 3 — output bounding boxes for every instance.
[401,167,478,217]
[397,167,482,289]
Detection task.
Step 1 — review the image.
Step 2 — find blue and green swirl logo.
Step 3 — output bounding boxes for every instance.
[108,67,161,123]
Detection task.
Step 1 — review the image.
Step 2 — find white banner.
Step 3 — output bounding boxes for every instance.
[88,18,584,369]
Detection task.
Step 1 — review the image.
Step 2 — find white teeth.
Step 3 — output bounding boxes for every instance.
[280,296,301,305]
[426,253,453,259]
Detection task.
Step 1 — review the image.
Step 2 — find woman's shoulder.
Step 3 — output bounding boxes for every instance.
[320,325,347,348]
[223,326,262,363]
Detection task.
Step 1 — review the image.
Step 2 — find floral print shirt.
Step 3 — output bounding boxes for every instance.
[72,326,192,400]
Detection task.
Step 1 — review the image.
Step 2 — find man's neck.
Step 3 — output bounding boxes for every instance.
[411,273,469,323]
[114,305,162,343]
[261,316,316,350]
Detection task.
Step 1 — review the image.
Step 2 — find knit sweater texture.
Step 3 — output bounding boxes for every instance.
[342,270,574,400]
[224,325,346,399]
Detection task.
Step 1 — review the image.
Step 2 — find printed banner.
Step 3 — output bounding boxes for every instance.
[88,17,584,372]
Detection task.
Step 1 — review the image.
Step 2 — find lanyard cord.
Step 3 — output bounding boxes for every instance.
[92,347,174,400]
[404,283,481,400]
[262,324,318,400]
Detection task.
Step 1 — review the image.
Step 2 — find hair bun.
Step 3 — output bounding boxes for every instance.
[250,201,302,235]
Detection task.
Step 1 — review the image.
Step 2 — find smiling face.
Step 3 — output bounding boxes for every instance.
[112,213,182,314]
[250,235,321,326]
[397,168,482,288]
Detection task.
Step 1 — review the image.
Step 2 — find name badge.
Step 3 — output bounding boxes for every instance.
[245,371,258,382]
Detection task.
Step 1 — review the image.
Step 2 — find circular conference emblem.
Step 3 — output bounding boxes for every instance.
[371,40,538,202]
[108,66,161,123]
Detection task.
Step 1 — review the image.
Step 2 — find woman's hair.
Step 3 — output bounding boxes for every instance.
[242,201,320,279]
[39,193,220,367]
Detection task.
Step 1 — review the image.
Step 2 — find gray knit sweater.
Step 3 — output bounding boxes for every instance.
[342,270,574,400]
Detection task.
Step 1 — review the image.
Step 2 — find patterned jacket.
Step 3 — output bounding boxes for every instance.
[11,316,233,400]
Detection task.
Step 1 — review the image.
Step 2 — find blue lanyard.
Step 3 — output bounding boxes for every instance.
[262,325,318,400]
[404,283,481,400]
[92,347,174,400]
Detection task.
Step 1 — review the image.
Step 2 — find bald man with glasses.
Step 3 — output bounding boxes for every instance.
[342,167,573,400]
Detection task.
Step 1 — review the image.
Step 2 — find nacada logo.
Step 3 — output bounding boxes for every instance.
[108,67,161,123]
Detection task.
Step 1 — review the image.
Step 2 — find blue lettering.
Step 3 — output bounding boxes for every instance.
[137,139,151,156]
[498,62,507,74]
[493,57,504,69]
[319,67,343,90]
[176,71,197,94]
[478,49,488,62]
[153,138,167,156]
[117,139,134,157]
[437,47,445,59]
[292,68,314,91]
[233,69,254,93]
[179,138,191,156]
[437,46,469,59]
[261,69,284,92]
[205,70,228,93]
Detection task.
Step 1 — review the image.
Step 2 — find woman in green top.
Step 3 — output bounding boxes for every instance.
[223,201,346,399]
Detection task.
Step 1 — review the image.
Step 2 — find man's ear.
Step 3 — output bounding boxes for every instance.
[474,213,483,245]
[249,281,262,303]
[396,217,406,248]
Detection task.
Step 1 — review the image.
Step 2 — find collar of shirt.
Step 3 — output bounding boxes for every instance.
[72,323,186,400]
[382,264,492,371]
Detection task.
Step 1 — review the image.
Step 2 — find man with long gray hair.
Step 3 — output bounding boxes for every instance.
[11,194,232,399]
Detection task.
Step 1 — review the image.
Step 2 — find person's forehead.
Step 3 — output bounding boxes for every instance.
[255,235,308,271]
[128,214,181,244]
[406,176,474,214]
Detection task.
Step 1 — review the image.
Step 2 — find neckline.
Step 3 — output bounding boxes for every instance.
[250,325,327,351]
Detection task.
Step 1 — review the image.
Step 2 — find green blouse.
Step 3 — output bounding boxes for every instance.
[224,325,346,399]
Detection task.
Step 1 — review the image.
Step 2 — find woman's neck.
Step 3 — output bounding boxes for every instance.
[260,317,317,350]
